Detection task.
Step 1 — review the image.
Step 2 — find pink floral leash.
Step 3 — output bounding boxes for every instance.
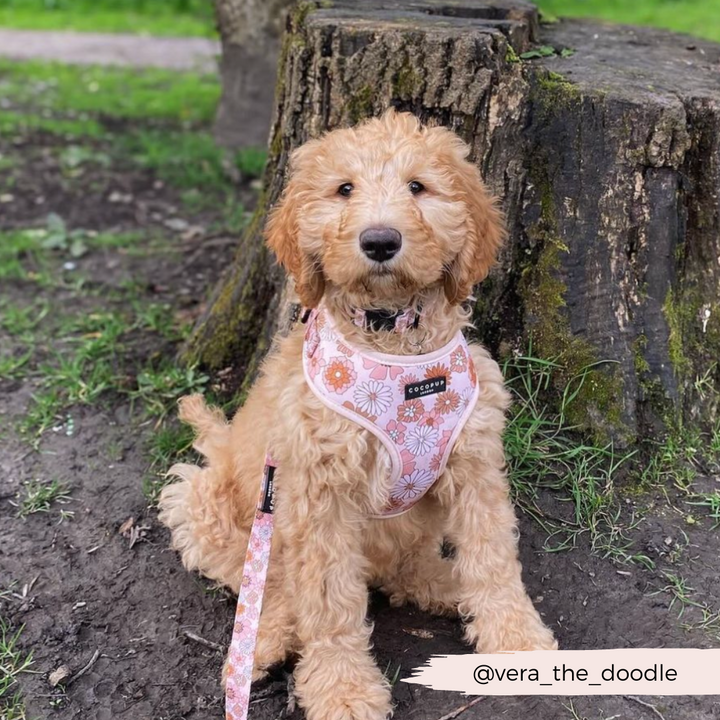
[225,455,276,720]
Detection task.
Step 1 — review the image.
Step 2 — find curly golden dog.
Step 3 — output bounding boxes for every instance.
[159,109,556,720]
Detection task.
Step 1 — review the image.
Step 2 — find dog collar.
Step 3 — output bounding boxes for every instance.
[352,306,421,333]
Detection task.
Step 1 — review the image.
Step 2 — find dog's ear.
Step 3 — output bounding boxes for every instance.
[427,128,506,304]
[265,145,325,308]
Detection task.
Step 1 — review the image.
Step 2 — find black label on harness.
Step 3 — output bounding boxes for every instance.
[260,463,276,514]
[404,376,447,400]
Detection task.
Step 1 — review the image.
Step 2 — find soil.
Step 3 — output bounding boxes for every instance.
[2,122,720,720]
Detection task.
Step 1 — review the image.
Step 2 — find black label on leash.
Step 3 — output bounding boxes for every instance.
[260,463,275,514]
[404,376,447,400]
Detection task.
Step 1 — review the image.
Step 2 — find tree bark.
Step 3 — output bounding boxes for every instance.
[187,0,720,444]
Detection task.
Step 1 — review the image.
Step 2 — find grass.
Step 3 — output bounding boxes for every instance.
[0,59,263,231]
[687,492,720,528]
[0,300,49,336]
[538,0,720,43]
[0,111,104,139]
[126,130,233,191]
[650,571,720,639]
[0,0,215,37]
[0,223,148,286]
[0,60,220,125]
[503,350,651,566]
[14,305,206,441]
[0,350,33,380]
[0,618,33,720]
[13,478,72,518]
[142,421,196,505]
[129,365,209,419]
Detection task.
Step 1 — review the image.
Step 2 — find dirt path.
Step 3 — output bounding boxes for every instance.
[0,28,219,71]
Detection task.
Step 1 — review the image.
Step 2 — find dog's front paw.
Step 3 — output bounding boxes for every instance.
[469,610,558,653]
[294,651,391,720]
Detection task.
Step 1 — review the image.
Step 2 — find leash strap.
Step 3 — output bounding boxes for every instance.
[225,455,276,720]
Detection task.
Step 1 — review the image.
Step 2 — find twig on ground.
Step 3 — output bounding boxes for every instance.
[625,696,666,720]
[249,684,285,704]
[434,696,485,720]
[67,649,101,685]
[182,630,224,653]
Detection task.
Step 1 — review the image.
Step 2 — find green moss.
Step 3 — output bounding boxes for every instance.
[394,62,422,97]
[534,70,581,116]
[505,44,521,64]
[347,85,374,124]
[662,286,720,405]
[292,0,317,27]
[663,288,694,377]
[519,163,627,442]
[633,335,651,376]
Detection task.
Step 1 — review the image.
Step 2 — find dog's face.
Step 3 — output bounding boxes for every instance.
[266,110,505,308]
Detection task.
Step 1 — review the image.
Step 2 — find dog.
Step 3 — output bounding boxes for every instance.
[158,109,557,720]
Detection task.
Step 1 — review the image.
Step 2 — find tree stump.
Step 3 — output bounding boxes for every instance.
[185,0,720,444]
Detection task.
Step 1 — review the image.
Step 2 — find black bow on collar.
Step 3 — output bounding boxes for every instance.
[363,308,420,332]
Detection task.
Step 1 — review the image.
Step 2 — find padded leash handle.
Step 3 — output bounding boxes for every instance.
[225,455,276,720]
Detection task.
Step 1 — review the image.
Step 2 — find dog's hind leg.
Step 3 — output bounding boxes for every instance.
[160,395,296,675]
[158,394,255,590]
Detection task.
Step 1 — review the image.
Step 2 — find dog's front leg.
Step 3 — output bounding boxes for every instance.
[442,449,557,653]
[279,470,392,720]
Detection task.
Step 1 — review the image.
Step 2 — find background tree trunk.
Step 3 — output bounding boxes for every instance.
[212,0,293,147]
[187,0,720,444]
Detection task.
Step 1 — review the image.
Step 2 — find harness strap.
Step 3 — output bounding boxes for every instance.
[225,455,276,720]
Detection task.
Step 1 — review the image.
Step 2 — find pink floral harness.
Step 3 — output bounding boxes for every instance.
[225,306,479,720]
[303,306,480,516]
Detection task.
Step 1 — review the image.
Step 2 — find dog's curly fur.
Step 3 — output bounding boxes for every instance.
[158,110,556,720]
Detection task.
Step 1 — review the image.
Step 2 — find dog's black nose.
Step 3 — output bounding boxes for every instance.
[359,227,402,263]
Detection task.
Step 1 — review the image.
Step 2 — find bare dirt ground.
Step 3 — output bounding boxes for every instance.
[1,46,720,720]
[0,29,219,72]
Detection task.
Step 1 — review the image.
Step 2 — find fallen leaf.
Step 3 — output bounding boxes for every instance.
[49,665,70,687]
[119,517,134,535]
[403,628,434,639]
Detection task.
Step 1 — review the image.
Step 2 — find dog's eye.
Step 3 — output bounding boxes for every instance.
[338,183,354,197]
[408,180,425,195]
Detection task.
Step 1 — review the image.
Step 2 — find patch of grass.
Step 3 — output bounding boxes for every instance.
[129,364,209,420]
[0,110,105,139]
[0,152,18,172]
[142,421,196,505]
[13,478,71,518]
[0,300,49,335]
[0,0,215,37]
[504,351,650,566]
[635,424,706,491]
[652,571,696,618]
[0,350,33,380]
[650,571,720,640]
[236,147,267,179]
[0,618,33,719]
[123,131,265,200]
[686,492,720,528]
[537,0,720,43]
[0,229,49,283]
[0,222,150,285]
[15,304,207,441]
[17,389,64,439]
[124,130,229,191]
[0,60,220,125]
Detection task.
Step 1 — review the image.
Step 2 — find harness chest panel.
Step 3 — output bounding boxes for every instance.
[302,307,480,517]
